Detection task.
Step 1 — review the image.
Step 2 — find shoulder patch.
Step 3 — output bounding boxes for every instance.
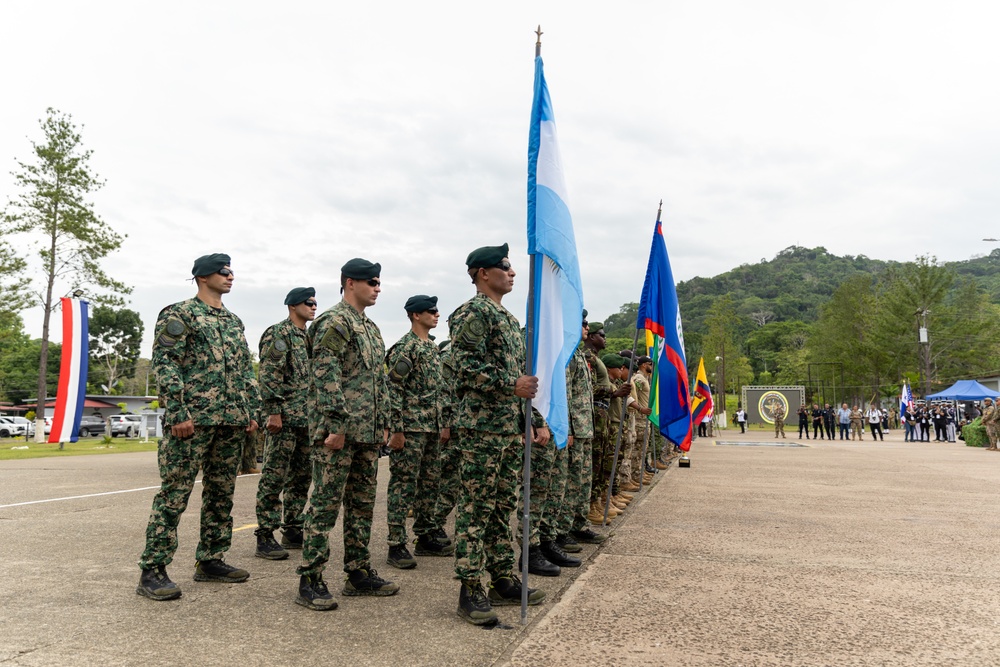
[165,319,187,337]
[456,315,487,349]
[441,359,456,380]
[274,339,288,352]
[319,323,351,353]
[388,357,413,383]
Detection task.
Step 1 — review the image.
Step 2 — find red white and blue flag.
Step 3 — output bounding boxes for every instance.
[900,381,914,421]
[636,217,692,451]
[48,297,89,443]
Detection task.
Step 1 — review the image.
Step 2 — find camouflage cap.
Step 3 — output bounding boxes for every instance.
[191,253,231,277]
[284,286,315,306]
[341,258,381,280]
[466,243,509,269]
[404,294,438,313]
[601,353,627,369]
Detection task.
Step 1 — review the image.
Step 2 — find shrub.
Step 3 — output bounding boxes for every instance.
[25,410,35,421]
[963,418,988,447]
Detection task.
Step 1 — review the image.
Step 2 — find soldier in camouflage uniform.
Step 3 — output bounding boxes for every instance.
[773,403,786,438]
[253,287,318,560]
[582,323,616,525]
[450,243,550,625]
[631,356,654,487]
[295,259,398,611]
[553,314,606,550]
[384,294,454,569]
[982,398,997,451]
[603,354,634,515]
[137,253,260,601]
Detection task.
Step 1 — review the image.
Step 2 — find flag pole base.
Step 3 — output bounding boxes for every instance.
[678,456,691,468]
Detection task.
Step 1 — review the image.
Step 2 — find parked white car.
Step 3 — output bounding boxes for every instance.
[0,416,28,438]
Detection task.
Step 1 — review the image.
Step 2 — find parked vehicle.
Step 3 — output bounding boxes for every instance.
[7,416,35,436]
[109,414,142,437]
[77,415,106,438]
[0,416,27,438]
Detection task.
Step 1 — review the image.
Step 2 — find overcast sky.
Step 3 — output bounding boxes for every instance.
[2,1,998,358]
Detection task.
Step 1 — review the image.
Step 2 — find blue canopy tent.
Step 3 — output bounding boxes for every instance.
[925,380,1000,401]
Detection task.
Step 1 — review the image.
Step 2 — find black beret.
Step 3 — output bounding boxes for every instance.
[438,339,451,351]
[191,253,231,277]
[619,350,634,358]
[582,308,588,320]
[466,243,509,269]
[404,294,438,313]
[284,287,316,306]
[637,355,653,365]
[341,258,381,280]
[588,321,605,332]
[601,353,627,369]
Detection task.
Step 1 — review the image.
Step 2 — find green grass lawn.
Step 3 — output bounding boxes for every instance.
[0,437,158,460]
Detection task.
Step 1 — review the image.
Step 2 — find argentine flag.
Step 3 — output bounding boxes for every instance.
[527,55,584,450]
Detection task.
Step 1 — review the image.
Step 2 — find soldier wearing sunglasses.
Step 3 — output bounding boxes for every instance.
[383,294,454,570]
[253,287,319,561]
[295,258,397,610]
[137,253,261,601]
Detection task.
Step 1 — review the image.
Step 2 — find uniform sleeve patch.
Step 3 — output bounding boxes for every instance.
[157,334,177,348]
[320,323,351,353]
[388,357,413,383]
[456,315,487,349]
[165,319,187,337]
[274,339,288,352]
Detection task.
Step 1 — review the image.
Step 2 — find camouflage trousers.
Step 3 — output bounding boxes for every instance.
[387,431,442,547]
[590,406,611,502]
[297,440,379,577]
[986,424,998,448]
[255,425,312,532]
[616,425,638,487]
[774,417,785,437]
[631,427,649,480]
[428,434,461,536]
[607,420,627,492]
[561,436,593,533]
[453,429,521,582]
[138,425,244,569]
[519,435,554,546]
[539,441,569,543]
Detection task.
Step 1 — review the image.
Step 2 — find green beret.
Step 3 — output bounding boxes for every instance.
[404,294,438,313]
[341,258,381,280]
[191,253,231,277]
[601,353,627,369]
[588,321,605,332]
[466,243,509,269]
[284,287,315,306]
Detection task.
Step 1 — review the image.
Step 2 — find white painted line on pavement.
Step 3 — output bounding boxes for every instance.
[0,472,261,510]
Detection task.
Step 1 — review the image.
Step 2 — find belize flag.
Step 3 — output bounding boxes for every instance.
[637,217,692,451]
[48,297,89,443]
[526,54,584,451]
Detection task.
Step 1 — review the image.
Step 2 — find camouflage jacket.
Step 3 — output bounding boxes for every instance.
[386,330,447,433]
[438,344,457,427]
[152,297,260,427]
[609,378,625,424]
[307,300,389,444]
[449,293,541,435]
[634,372,651,431]
[258,318,310,428]
[566,347,594,438]
[583,347,613,404]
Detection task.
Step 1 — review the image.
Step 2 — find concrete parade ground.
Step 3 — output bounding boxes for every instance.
[2,425,1000,666]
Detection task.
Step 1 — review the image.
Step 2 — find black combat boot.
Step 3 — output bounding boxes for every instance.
[519,544,561,577]
[194,559,249,583]
[295,573,338,611]
[415,533,455,556]
[136,565,182,601]
[541,540,581,567]
[488,574,545,606]
[386,544,417,569]
[255,528,289,560]
[342,567,399,596]
[570,527,607,544]
[431,528,452,545]
[457,580,498,625]
[555,534,582,553]
[280,526,304,549]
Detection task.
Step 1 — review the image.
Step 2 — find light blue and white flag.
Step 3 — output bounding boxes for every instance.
[527,54,584,450]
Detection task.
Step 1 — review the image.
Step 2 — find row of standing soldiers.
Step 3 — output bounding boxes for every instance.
[134,248,673,625]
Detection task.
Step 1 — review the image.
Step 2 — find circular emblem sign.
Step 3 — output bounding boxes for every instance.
[758,391,788,424]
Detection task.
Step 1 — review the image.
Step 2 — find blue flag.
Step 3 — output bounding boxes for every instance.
[527,55,584,450]
[636,220,692,450]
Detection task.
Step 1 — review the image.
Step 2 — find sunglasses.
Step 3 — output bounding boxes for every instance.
[217,268,234,277]
[301,300,318,308]
[491,261,512,272]
[426,308,439,315]
[366,278,381,287]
